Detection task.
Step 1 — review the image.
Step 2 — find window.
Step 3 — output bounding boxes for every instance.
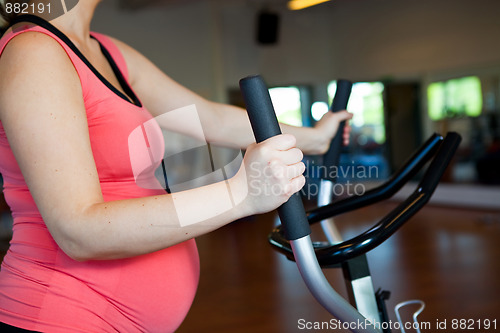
[324,81,389,182]
[269,86,303,126]
[328,81,386,145]
[427,76,482,120]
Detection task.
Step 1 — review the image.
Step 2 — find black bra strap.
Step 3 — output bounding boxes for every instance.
[8,14,142,107]
[10,14,53,28]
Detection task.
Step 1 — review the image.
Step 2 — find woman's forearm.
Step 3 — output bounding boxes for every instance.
[207,101,329,154]
[60,178,248,261]
[55,134,303,262]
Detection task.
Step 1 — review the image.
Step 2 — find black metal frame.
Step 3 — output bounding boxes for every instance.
[268,132,461,267]
[240,74,462,333]
[268,131,461,332]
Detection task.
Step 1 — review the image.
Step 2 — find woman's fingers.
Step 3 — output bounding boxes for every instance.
[261,133,297,151]
[239,134,306,215]
[286,162,306,180]
[271,147,303,166]
[343,121,352,146]
[268,160,305,181]
[333,110,353,123]
[285,174,306,196]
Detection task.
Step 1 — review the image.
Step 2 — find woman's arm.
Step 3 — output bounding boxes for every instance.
[0,32,305,261]
[111,37,352,155]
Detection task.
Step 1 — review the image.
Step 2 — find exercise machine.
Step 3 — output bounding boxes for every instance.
[239,75,461,333]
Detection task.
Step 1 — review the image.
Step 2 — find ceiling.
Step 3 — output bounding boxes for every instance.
[118,0,186,10]
[117,0,289,10]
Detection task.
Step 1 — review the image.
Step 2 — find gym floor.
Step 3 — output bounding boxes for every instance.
[1,202,499,333]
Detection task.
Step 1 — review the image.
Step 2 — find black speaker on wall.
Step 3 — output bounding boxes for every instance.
[257,11,280,45]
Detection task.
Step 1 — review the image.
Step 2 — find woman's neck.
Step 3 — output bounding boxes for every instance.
[31,0,101,45]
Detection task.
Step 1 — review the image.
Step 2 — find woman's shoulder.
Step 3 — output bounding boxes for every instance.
[0,29,82,110]
[1,23,67,49]
[0,27,73,76]
[1,28,60,54]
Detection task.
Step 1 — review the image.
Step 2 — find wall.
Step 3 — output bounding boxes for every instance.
[327,0,500,81]
[93,0,500,99]
[91,0,500,203]
[92,0,218,99]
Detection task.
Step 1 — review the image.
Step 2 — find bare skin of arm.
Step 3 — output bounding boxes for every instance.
[0,32,305,262]
[109,37,352,155]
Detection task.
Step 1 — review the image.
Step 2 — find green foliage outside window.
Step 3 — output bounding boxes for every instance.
[427,76,482,120]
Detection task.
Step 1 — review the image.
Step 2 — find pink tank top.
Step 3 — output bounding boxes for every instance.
[0,20,199,332]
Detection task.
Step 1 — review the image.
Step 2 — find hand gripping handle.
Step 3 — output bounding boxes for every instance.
[239,75,311,241]
[239,75,378,333]
[322,80,353,181]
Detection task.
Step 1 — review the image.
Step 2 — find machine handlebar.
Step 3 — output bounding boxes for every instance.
[239,73,462,333]
[308,133,443,223]
[323,80,353,182]
[269,132,462,266]
[240,75,377,333]
[239,75,311,241]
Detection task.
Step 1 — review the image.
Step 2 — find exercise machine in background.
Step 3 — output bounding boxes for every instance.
[239,75,461,333]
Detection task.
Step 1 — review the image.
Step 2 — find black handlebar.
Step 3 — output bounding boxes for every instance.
[239,74,462,268]
[269,132,462,266]
[323,80,352,182]
[419,132,461,193]
[239,75,461,331]
[308,133,443,223]
[239,75,311,241]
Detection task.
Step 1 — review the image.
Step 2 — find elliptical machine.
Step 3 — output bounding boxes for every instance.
[239,75,461,333]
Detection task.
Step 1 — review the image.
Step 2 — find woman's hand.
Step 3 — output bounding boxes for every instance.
[232,134,306,216]
[312,110,353,155]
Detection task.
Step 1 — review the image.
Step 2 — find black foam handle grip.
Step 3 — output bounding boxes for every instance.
[322,80,353,182]
[239,75,311,241]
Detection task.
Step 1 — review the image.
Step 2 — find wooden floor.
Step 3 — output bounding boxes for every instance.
[1,202,499,333]
[177,202,500,333]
